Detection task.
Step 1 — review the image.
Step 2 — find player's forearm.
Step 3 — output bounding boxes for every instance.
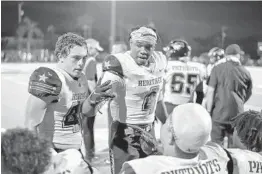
[24,96,46,132]
[81,98,96,117]
[206,88,214,113]
[87,80,96,92]
[81,116,91,159]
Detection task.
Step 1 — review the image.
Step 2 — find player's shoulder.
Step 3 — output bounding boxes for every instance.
[227,148,262,159]
[122,156,163,174]
[153,51,168,64]
[188,61,206,69]
[153,51,166,59]
[201,142,229,159]
[102,54,124,77]
[28,67,62,98]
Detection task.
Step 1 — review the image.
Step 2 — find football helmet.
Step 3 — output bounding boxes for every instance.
[163,39,191,59]
[208,47,225,62]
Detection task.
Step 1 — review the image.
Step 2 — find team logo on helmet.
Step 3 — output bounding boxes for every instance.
[163,40,190,59]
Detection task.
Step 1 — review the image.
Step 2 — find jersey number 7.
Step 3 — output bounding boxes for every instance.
[171,73,198,94]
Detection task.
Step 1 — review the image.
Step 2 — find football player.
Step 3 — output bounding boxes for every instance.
[24,33,114,160]
[207,47,225,77]
[195,47,225,105]
[100,25,168,174]
[83,38,104,162]
[224,110,262,174]
[163,39,206,114]
[120,103,230,174]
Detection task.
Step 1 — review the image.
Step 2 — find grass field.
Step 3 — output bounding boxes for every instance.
[1,63,262,172]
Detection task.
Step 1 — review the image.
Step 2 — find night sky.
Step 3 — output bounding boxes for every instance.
[2,1,262,46]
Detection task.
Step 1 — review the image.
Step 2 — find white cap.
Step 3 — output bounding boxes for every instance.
[170,103,212,153]
[86,38,104,51]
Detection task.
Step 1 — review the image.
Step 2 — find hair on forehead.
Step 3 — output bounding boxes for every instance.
[54,32,87,59]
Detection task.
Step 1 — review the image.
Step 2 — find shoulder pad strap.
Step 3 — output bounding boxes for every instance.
[28,67,62,98]
[102,55,124,77]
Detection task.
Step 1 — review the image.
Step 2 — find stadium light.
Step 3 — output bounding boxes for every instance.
[109,0,116,53]
[18,2,24,24]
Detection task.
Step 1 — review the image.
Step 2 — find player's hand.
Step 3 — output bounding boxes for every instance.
[89,80,115,105]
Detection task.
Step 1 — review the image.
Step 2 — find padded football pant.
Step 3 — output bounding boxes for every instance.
[85,116,96,161]
[109,121,155,174]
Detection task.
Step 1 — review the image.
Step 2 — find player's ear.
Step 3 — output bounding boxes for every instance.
[57,53,64,63]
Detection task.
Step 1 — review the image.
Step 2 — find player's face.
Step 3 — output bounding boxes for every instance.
[62,45,88,78]
[88,46,99,57]
[209,56,216,64]
[130,40,155,66]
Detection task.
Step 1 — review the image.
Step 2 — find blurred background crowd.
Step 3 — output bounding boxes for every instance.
[1,1,262,66]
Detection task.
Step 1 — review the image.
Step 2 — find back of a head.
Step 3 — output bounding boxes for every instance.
[170,103,212,153]
[163,39,191,61]
[1,128,51,174]
[225,44,244,56]
[231,110,262,152]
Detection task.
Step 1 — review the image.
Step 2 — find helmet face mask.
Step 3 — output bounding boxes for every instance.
[208,47,225,63]
[164,40,190,60]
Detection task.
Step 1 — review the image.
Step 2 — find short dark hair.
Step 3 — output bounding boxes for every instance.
[1,128,52,174]
[231,110,262,152]
[54,32,87,59]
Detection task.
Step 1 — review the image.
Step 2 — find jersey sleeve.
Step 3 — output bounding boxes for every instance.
[102,54,124,78]
[28,67,62,102]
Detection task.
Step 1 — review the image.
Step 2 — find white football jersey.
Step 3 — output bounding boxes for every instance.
[164,60,207,105]
[102,51,167,124]
[227,148,262,174]
[38,67,89,150]
[121,142,229,174]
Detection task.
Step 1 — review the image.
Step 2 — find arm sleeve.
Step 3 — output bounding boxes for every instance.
[28,67,62,103]
[208,65,218,88]
[100,55,126,121]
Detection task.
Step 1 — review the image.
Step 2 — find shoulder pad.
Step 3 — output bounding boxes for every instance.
[28,67,62,98]
[102,55,124,77]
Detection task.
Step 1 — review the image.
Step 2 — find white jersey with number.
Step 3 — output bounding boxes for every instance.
[102,51,167,124]
[38,67,89,150]
[227,148,262,174]
[121,142,229,174]
[164,60,206,105]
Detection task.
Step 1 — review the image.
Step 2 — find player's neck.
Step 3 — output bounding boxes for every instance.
[173,146,199,159]
[56,63,79,81]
